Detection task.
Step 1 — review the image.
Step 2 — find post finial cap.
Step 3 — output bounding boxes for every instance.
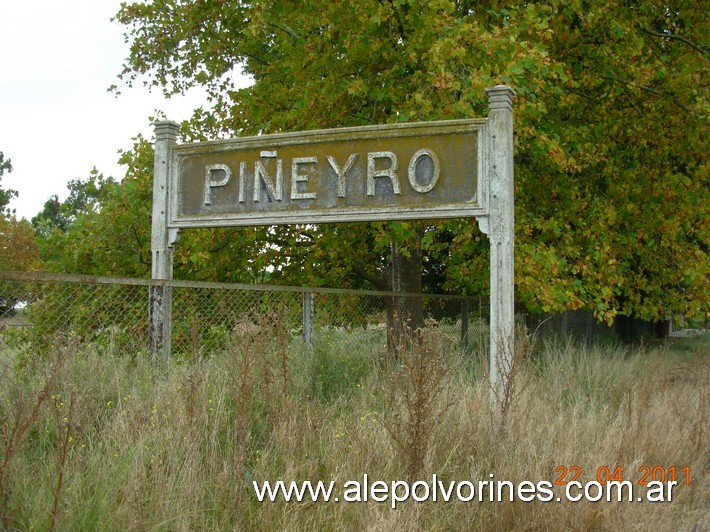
[485,85,515,112]
[155,120,181,142]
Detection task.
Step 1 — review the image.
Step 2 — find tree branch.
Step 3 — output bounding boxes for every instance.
[567,87,598,103]
[601,75,700,116]
[295,228,316,242]
[130,224,151,266]
[267,22,300,41]
[242,51,269,66]
[640,27,709,57]
[351,263,387,291]
[208,229,243,254]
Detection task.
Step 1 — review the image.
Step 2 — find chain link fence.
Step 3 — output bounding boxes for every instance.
[0,271,489,361]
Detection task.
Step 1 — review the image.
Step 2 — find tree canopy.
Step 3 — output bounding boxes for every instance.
[0,150,40,313]
[0,151,17,218]
[44,0,707,323]
[0,150,38,275]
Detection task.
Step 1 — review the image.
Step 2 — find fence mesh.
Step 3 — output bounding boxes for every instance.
[0,271,489,361]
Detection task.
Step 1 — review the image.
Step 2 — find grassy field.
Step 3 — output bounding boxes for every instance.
[0,323,707,531]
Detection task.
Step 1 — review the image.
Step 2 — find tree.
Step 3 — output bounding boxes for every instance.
[0,151,17,218]
[0,151,43,316]
[106,0,707,327]
[0,218,40,271]
[0,151,41,314]
[0,217,40,315]
[505,1,709,324]
[32,170,116,237]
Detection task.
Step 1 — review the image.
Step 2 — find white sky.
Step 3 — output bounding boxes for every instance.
[0,1,248,220]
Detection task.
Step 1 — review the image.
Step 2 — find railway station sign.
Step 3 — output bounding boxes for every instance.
[168,119,488,228]
[151,86,515,412]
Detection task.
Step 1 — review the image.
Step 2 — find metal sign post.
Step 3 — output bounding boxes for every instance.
[150,86,515,406]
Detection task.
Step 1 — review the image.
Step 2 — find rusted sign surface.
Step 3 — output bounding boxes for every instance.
[169,119,487,227]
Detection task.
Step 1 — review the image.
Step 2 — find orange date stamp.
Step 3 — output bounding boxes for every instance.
[555,465,692,486]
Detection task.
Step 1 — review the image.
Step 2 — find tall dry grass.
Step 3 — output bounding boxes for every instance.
[0,325,707,530]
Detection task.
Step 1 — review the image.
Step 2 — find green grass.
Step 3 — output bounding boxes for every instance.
[0,327,707,530]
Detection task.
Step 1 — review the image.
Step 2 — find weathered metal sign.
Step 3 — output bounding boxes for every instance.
[169,119,487,227]
[152,86,515,412]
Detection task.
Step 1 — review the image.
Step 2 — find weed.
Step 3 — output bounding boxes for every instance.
[380,325,457,483]
[49,391,78,532]
[0,338,68,528]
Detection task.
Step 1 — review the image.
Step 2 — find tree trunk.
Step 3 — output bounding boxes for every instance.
[386,239,425,356]
[349,225,427,358]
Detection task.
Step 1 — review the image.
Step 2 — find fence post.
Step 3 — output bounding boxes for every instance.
[150,120,180,362]
[302,291,314,350]
[485,85,515,410]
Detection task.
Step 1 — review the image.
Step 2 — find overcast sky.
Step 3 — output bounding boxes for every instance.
[0,1,245,220]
